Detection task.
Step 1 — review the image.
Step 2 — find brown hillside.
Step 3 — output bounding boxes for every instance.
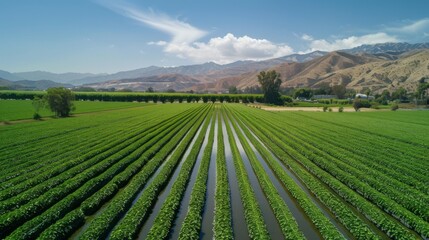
[229,50,429,93]
[233,51,380,89]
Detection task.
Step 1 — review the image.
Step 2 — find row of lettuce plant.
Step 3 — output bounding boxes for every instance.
[79,105,210,240]
[212,112,234,239]
[230,105,382,239]
[1,105,207,239]
[225,108,305,240]
[145,113,214,239]
[178,113,216,239]
[247,108,429,238]
[222,109,270,239]
[37,105,210,240]
[234,106,419,239]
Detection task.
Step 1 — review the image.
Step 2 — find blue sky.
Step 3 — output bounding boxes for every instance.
[1,0,429,73]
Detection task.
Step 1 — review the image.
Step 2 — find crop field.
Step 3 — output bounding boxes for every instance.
[0,103,428,239]
[0,100,147,121]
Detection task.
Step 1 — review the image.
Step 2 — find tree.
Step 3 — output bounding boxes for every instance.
[228,86,239,94]
[147,87,154,93]
[331,84,347,99]
[44,87,75,117]
[293,88,312,99]
[391,87,408,102]
[353,98,371,111]
[32,96,45,120]
[313,83,332,95]
[257,70,283,105]
[417,81,429,100]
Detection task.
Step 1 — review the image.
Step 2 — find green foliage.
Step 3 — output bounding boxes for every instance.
[223,110,270,239]
[391,103,399,111]
[338,106,344,112]
[178,115,215,240]
[225,108,305,240]
[331,84,347,99]
[145,113,212,240]
[229,86,239,94]
[213,113,234,239]
[147,87,154,92]
[323,106,328,112]
[391,87,408,102]
[1,102,429,240]
[293,88,312,99]
[257,70,283,105]
[33,112,42,120]
[31,96,45,113]
[353,98,371,111]
[44,87,75,117]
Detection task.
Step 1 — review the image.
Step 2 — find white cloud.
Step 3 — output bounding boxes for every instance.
[387,18,429,34]
[306,32,398,52]
[301,34,313,41]
[101,3,294,64]
[162,33,294,64]
[148,41,167,46]
[102,2,206,44]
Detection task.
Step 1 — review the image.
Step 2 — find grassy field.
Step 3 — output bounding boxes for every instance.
[0,100,148,121]
[0,102,428,239]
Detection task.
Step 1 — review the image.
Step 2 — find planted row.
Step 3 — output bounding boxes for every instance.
[178,114,216,239]
[226,109,305,240]
[212,113,234,239]
[145,113,213,239]
[222,110,270,239]
[81,105,209,239]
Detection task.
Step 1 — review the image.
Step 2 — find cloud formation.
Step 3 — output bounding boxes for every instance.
[302,32,398,52]
[109,5,207,44]
[163,33,294,64]
[387,18,429,34]
[101,2,294,63]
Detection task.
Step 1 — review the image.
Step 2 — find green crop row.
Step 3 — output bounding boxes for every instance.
[272,119,429,222]
[0,114,164,200]
[79,107,198,216]
[230,105,380,239]
[248,109,429,238]
[226,105,345,239]
[2,106,202,239]
[145,112,213,240]
[234,106,419,239]
[0,112,173,214]
[0,113,154,182]
[80,105,209,240]
[212,112,234,240]
[178,113,216,239]
[225,108,305,240]
[1,105,206,239]
[286,112,429,186]
[0,105,195,185]
[279,116,429,198]
[35,105,206,239]
[222,109,270,240]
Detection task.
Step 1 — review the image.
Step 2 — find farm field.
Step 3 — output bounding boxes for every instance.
[0,99,148,121]
[0,103,428,239]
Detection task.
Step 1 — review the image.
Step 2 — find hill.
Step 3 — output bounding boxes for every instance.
[84,74,200,91]
[0,78,73,90]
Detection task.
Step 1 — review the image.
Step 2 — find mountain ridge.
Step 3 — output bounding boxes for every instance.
[1,42,429,92]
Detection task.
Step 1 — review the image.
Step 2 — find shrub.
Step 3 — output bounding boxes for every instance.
[323,106,328,112]
[33,113,42,120]
[338,106,344,112]
[391,103,399,111]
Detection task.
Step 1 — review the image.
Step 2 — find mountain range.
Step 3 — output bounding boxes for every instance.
[1,42,429,93]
